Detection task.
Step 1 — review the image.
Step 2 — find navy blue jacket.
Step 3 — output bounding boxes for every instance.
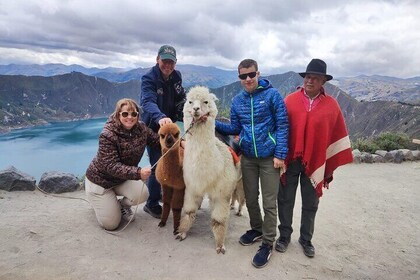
[140,64,186,132]
[215,79,289,159]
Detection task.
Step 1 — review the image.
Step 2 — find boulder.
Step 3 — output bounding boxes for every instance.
[383,151,395,162]
[361,152,373,163]
[0,166,36,191]
[372,154,385,163]
[375,150,388,157]
[388,150,404,164]
[38,171,80,193]
[412,150,420,160]
[352,149,362,164]
[398,149,414,161]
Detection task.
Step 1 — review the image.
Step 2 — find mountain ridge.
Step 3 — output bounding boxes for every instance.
[2,63,419,105]
[2,71,418,140]
[333,75,420,105]
[0,63,239,89]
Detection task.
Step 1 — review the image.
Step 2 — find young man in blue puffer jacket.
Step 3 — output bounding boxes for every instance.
[215,58,289,268]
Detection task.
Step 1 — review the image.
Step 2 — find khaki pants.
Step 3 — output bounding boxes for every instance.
[241,156,279,245]
[85,178,149,230]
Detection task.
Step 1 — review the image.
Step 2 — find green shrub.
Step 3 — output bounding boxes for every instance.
[351,138,379,153]
[352,132,414,152]
[218,107,231,119]
[373,132,412,151]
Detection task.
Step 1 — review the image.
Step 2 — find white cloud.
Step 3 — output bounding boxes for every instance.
[0,0,418,78]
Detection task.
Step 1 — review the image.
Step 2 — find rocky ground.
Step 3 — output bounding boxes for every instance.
[0,162,419,280]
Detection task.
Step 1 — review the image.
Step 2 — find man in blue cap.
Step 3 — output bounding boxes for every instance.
[140,45,186,218]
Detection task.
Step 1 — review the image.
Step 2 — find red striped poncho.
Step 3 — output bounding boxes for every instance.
[283,87,353,197]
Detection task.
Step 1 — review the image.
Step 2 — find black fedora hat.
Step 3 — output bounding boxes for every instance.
[299,58,333,81]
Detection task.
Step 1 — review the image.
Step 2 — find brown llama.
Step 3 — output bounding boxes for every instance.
[156,123,185,234]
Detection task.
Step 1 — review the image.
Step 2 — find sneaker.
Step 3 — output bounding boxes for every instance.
[143,204,162,219]
[239,229,263,246]
[299,237,315,258]
[252,243,273,268]
[275,236,291,253]
[119,199,135,222]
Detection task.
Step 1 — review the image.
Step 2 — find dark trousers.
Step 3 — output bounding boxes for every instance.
[277,160,319,241]
[146,145,162,208]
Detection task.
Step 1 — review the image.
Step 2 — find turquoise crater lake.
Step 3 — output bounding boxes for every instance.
[0,118,161,181]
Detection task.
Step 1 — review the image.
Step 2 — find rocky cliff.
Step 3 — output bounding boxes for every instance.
[0,72,140,132]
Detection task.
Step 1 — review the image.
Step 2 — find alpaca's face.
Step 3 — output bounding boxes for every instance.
[158,123,181,150]
[184,87,218,122]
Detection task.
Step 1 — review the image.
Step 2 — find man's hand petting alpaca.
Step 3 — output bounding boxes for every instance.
[159,117,173,127]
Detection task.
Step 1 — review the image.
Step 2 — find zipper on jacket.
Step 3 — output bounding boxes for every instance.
[251,95,258,157]
[268,132,276,144]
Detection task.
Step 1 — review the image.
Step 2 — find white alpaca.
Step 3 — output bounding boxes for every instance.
[176,86,240,254]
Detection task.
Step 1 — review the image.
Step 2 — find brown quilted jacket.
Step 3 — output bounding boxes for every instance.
[86,116,160,189]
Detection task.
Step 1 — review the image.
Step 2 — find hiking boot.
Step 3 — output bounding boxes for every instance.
[275,236,290,253]
[252,243,273,268]
[239,229,263,246]
[299,237,315,258]
[143,204,162,219]
[119,199,135,222]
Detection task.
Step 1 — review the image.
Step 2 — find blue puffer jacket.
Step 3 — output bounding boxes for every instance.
[215,79,289,159]
[140,64,186,132]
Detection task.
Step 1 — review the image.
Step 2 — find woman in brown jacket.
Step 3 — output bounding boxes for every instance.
[85,98,160,230]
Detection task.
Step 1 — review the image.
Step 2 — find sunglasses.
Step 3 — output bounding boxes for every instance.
[238,71,257,80]
[120,111,139,118]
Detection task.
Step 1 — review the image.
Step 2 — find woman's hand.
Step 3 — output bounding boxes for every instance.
[139,166,152,181]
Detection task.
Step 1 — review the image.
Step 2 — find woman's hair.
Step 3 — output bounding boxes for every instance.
[238,59,258,72]
[112,98,142,125]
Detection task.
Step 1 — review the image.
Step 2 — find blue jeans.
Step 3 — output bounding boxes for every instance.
[146,145,162,208]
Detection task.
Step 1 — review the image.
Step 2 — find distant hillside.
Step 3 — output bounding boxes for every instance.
[0,63,126,76]
[0,71,418,139]
[4,64,419,105]
[0,63,238,89]
[334,75,420,105]
[94,64,238,88]
[0,72,140,132]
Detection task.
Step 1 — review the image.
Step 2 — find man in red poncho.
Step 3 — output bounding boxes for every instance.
[276,59,353,258]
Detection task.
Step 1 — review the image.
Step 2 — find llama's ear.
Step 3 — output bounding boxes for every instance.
[210,93,218,101]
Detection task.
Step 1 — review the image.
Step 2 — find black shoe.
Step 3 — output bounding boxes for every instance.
[239,229,263,246]
[298,237,315,258]
[275,236,290,253]
[252,243,273,268]
[143,204,162,219]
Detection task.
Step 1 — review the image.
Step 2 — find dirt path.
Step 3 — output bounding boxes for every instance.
[1,162,419,280]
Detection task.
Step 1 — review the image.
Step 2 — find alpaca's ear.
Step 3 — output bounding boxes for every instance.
[209,93,219,101]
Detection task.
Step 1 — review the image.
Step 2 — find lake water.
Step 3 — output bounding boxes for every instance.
[0,118,156,182]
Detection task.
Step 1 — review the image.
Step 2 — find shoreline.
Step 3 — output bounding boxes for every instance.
[0,115,108,135]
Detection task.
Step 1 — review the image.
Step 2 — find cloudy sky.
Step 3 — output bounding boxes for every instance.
[0,0,419,78]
